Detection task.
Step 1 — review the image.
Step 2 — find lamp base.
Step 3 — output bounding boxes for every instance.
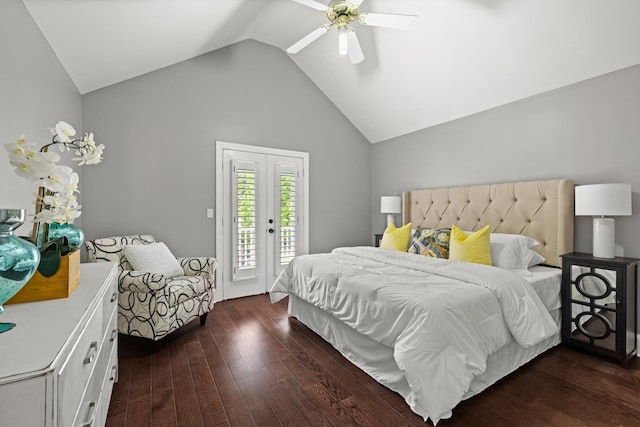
[386,214,396,228]
[592,217,615,258]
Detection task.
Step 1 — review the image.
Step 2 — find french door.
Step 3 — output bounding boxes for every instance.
[216,142,308,300]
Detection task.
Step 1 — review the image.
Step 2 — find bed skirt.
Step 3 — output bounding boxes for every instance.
[288,295,561,422]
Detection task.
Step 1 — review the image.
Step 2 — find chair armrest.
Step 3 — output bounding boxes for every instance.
[178,257,217,288]
[118,270,167,293]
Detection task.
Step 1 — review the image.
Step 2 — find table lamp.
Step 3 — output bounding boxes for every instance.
[575,183,632,258]
[381,196,401,227]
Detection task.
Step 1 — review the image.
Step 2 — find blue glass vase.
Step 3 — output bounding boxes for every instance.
[0,209,41,333]
[48,222,85,249]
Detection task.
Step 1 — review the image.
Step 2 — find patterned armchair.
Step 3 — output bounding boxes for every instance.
[84,235,216,341]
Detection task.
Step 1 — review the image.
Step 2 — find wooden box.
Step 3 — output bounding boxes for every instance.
[6,250,81,305]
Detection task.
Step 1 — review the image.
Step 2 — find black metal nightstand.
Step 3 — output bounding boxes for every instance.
[374,233,383,247]
[561,252,638,368]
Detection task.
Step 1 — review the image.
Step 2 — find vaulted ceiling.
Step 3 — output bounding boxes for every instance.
[23,0,640,143]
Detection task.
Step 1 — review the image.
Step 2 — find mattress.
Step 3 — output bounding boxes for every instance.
[285,264,562,424]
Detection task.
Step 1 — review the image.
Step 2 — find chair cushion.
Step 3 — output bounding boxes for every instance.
[123,242,184,278]
[165,275,209,307]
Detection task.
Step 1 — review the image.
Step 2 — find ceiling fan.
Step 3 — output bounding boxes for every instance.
[287,0,419,64]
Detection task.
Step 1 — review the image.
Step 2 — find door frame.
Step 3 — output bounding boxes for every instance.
[215,141,309,301]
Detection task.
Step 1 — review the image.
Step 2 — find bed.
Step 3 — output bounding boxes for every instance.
[270,179,574,425]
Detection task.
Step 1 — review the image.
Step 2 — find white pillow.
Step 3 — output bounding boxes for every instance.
[489,233,545,270]
[527,248,546,268]
[123,242,184,278]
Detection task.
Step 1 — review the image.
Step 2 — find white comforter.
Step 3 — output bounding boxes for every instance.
[270,246,558,424]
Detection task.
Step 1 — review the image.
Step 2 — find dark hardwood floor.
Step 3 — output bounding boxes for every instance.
[106,294,640,427]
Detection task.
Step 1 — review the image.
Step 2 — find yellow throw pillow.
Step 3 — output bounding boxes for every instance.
[380,222,412,251]
[449,225,492,265]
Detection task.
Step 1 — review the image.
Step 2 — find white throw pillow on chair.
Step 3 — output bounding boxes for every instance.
[123,242,184,278]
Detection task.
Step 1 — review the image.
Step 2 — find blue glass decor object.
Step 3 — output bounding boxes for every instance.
[48,222,84,249]
[0,209,41,333]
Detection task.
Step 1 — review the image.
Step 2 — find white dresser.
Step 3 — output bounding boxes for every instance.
[0,262,118,427]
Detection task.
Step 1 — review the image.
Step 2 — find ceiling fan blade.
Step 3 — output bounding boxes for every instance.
[350,0,365,6]
[360,12,419,29]
[346,30,364,64]
[291,0,329,11]
[287,26,329,54]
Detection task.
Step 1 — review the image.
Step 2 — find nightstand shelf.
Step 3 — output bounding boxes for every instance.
[561,252,638,368]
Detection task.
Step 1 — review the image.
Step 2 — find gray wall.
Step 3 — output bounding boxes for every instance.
[0,0,82,231]
[81,40,371,257]
[372,64,640,259]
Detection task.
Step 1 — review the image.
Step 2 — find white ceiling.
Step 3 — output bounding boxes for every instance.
[23,0,640,143]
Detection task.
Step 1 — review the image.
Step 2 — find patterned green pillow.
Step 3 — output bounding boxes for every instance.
[407,228,451,258]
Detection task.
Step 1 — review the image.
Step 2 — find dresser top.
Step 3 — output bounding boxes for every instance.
[0,262,117,382]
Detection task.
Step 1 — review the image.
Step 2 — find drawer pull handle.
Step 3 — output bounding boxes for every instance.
[83,342,98,365]
[110,365,118,382]
[79,400,97,427]
[110,329,117,342]
[110,292,117,303]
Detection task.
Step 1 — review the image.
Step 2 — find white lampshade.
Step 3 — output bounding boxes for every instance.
[380,196,401,214]
[575,183,632,216]
[381,196,401,227]
[575,183,632,258]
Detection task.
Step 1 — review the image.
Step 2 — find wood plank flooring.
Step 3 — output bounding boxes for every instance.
[106,294,640,427]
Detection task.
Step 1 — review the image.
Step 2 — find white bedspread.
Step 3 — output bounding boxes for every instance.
[270,247,557,424]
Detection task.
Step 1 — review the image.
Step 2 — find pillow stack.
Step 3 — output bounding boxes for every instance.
[380,222,545,269]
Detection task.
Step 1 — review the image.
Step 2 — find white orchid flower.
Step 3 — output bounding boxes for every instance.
[24,144,41,160]
[66,172,79,194]
[66,194,79,208]
[33,208,58,224]
[43,193,71,209]
[13,161,37,179]
[32,149,61,165]
[42,165,74,193]
[32,161,58,180]
[74,134,104,165]
[62,208,81,223]
[53,121,76,143]
[83,132,95,146]
[4,141,26,157]
[76,143,104,165]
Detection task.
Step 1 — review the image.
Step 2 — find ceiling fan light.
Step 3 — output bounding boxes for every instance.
[338,29,348,55]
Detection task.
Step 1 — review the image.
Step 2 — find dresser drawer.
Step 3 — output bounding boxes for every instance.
[104,291,118,356]
[103,308,118,372]
[72,306,117,427]
[97,341,119,427]
[103,284,118,328]
[58,300,104,427]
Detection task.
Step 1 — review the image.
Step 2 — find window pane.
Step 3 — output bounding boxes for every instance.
[237,169,256,270]
[280,172,296,265]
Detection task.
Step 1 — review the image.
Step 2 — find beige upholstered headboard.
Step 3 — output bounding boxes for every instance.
[402,179,574,267]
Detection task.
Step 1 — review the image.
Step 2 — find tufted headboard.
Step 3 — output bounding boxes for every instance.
[401,179,574,267]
